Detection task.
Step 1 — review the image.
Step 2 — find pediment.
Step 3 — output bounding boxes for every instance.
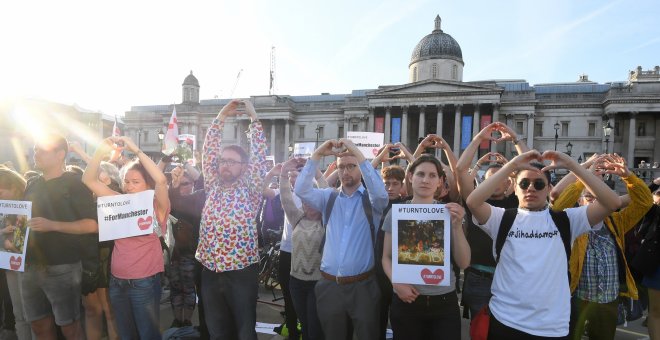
[370,80,502,96]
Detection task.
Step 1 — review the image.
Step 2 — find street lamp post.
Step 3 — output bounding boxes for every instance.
[157,129,165,152]
[554,122,560,151]
[315,125,321,149]
[137,128,143,149]
[603,121,613,154]
[288,144,293,157]
[565,141,573,157]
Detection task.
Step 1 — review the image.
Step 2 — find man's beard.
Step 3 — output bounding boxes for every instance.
[221,169,240,184]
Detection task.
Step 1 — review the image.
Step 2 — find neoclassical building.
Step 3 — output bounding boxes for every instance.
[124,15,660,171]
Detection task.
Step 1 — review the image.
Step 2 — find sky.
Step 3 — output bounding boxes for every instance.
[1,0,659,117]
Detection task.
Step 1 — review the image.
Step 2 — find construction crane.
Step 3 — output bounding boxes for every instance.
[230,69,243,98]
[269,46,276,95]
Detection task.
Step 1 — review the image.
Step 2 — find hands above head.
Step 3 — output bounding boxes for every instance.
[116,136,140,154]
[489,122,519,144]
[475,152,507,168]
[420,134,449,150]
[595,153,631,177]
[218,99,258,121]
[282,158,306,173]
[266,163,283,178]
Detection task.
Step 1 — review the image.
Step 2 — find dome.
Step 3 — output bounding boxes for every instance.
[182,71,199,87]
[410,16,463,66]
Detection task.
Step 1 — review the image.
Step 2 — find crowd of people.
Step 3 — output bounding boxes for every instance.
[0,99,658,340]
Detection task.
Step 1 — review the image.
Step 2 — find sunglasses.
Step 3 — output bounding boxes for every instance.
[518,178,547,191]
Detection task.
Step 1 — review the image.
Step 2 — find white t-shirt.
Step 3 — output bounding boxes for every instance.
[474,205,594,337]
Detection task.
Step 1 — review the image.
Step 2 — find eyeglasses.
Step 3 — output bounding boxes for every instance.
[518,178,547,191]
[219,159,244,167]
[581,195,597,202]
[337,164,358,171]
[180,181,192,186]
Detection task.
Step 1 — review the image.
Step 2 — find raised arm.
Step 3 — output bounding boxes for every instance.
[495,122,529,154]
[263,163,282,200]
[243,100,268,196]
[295,140,338,211]
[68,141,92,164]
[601,154,652,230]
[446,203,470,269]
[456,123,499,199]
[280,159,305,226]
[82,138,121,197]
[339,138,388,208]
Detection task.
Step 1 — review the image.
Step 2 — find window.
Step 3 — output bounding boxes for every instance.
[638,122,646,136]
[515,121,524,135]
[143,131,149,143]
[432,64,438,79]
[588,122,596,137]
[352,124,358,131]
[452,65,458,80]
[561,122,569,137]
[534,122,543,137]
[413,67,418,82]
[338,126,343,138]
[318,126,324,139]
[299,125,305,138]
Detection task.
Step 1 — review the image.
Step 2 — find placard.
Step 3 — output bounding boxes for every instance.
[391,204,451,286]
[97,190,155,241]
[293,143,316,159]
[347,131,384,160]
[0,200,32,272]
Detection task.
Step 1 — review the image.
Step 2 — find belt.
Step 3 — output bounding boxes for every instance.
[465,266,494,279]
[321,269,373,285]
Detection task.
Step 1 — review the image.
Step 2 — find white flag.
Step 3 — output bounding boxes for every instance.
[162,106,179,155]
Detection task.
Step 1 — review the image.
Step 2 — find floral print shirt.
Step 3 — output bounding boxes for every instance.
[196,118,267,272]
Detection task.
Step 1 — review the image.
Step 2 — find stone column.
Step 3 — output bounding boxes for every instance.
[270,121,276,158]
[385,106,391,143]
[504,114,513,156]
[401,106,409,146]
[491,103,500,153]
[435,105,444,158]
[453,104,462,157]
[526,113,535,149]
[627,112,638,166]
[367,108,374,132]
[418,105,426,140]
[472,104,480,139]
[284,119,290,153]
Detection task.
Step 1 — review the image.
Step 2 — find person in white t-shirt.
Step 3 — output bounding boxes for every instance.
[466,150,620,339]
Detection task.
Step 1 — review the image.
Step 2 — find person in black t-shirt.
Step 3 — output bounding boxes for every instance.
[22,134,98,339]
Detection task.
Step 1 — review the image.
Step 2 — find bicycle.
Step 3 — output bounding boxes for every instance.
[258,229,283,302]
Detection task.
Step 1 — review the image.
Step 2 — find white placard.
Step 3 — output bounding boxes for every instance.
[293,142,316,159]
[391,204,451,286]
[0,200,32,272]
[178,134,196,165]
[347,131,384,159]
[97,190,155,241]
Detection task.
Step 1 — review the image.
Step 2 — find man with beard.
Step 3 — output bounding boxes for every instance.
[295,139,388,339]
[196,99,267,340]
[22,133,98,339]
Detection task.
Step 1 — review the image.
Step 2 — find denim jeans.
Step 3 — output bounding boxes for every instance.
[289,277,323,340]
[202,264,258,340]
[109,273,161,340]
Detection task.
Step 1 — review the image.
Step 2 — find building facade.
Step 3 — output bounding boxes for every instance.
[124,16,660,172]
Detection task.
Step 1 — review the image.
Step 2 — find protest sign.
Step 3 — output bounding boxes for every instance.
[347,131,384,159]
[0,200,32,272]
[97,190,155,241]
[293,143,315,158]
[391,204,451,286]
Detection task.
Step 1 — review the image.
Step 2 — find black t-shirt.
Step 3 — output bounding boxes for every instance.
[465,194,519,268]
[24,171,97,265]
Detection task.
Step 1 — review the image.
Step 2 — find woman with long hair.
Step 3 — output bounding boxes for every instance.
[83,136,169,340]
[382,154,470,340]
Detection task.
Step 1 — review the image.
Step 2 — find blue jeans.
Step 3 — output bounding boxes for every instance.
[109,273,161,340]
[289,277,323,340]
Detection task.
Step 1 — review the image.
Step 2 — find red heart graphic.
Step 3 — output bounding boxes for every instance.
[372,148,379,156]
[9,256,22,270]
[420,268,444,285]
[137,216,153,231]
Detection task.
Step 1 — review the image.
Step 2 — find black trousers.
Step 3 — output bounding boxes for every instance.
[390,292,460,340]
[278,251,299,338]
[488,314,569,340]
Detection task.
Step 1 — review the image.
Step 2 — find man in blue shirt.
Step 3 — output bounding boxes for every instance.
[295,138,388,339]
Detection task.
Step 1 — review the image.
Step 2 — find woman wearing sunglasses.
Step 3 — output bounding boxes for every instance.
[381,154,470,340]
[466,150,620,339]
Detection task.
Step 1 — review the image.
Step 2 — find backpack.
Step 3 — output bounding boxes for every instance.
[318,189,376,253]
[495,208,571,265]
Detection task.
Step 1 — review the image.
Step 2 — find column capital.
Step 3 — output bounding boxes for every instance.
[419,105,426,113]
[630,111,639,117]
[385,106,392,113]
[436,104,443,110]
[455,104,462,111]
[492,102,500,110]
[402,105,409,113]
[526,113,535,119]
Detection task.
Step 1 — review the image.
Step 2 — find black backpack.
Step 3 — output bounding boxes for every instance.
[495,208,571,282]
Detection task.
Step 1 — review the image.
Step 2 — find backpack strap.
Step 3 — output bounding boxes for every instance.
[319,190,340,253]
[495,208,518,263]
[549,210,571,262]
[360,189,376,249]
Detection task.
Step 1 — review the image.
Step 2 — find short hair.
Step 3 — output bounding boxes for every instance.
[0,168,27,195]
[99,161,121,188]
[382,165,405,182]
[221,145,249,164]
[515,162,551,184]
[23,170,40,181]
[66,165,84,175]
[407,154,445,178]
[486,163,504,172]
[121,159,155,189]
[38,133,69,155]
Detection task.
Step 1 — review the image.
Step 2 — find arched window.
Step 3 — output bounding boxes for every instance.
[452,65,458,80]
[432,64,438,79]
[413,67,418,82]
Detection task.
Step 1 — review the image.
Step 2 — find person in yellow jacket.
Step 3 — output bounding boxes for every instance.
[552,154,653,340]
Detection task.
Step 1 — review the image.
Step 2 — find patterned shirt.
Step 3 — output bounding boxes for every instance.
[575,222,619,303]
[196,118,267,272]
